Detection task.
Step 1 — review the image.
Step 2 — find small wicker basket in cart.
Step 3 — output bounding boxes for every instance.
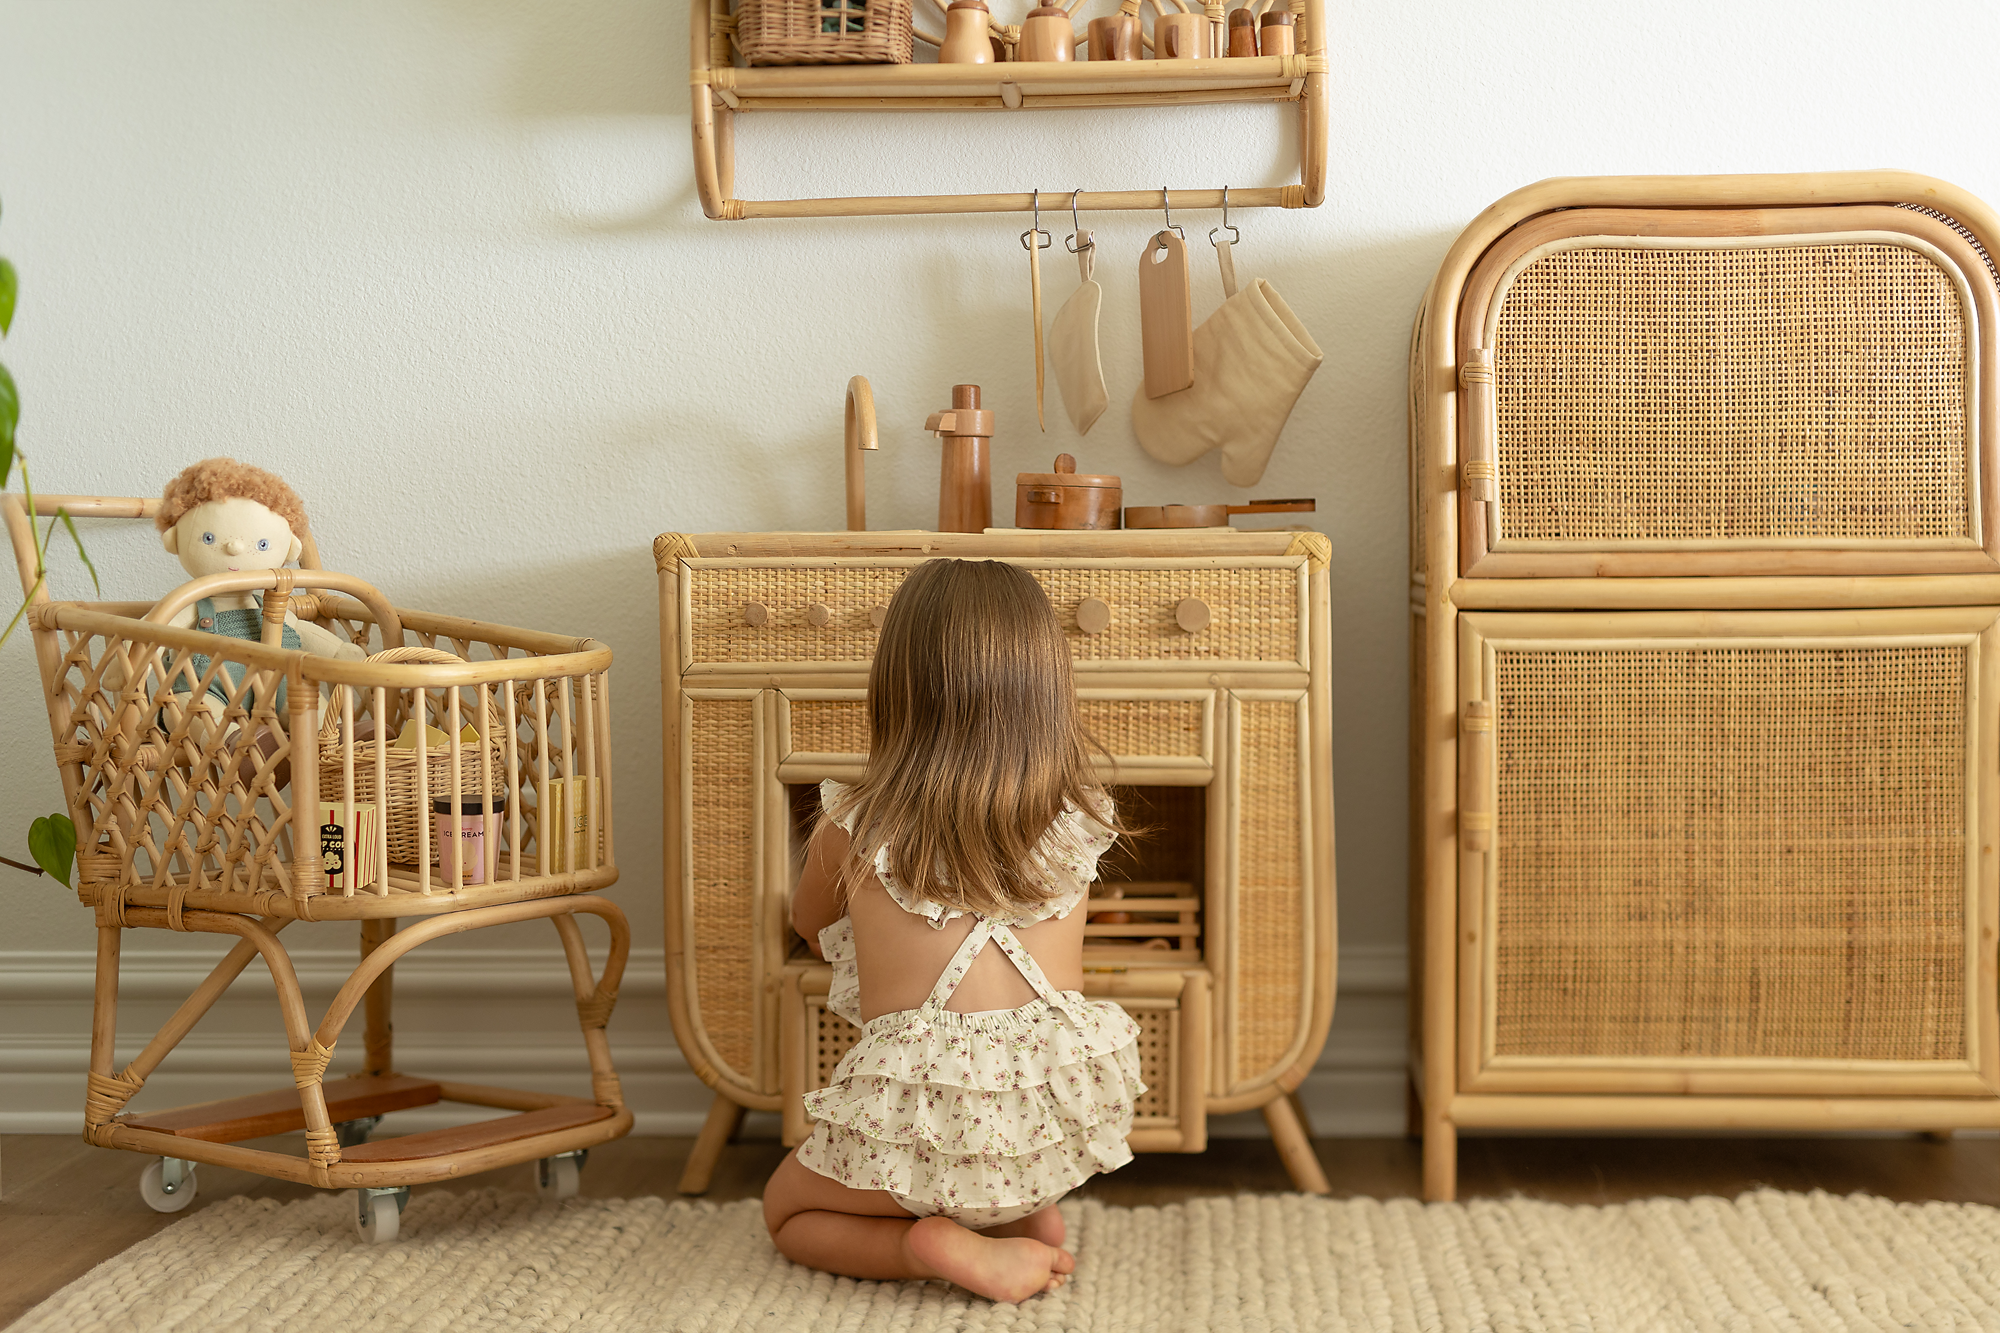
[5,493,630,1241]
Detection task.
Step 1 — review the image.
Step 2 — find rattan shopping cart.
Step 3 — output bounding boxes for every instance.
[6,493,630,1241]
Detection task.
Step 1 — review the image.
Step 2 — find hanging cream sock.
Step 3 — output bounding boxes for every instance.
[1130,276,1322,486]
[1050,230,1109,434]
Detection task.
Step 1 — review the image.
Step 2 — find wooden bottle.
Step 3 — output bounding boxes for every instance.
[939,0,995,63]
[925,384,995,532]
[1018,4,1076,60]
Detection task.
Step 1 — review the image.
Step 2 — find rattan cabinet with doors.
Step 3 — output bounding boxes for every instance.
[1410,172,2000,1201]
[657,529,1335,1194]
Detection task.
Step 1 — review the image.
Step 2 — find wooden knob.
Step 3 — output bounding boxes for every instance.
[1175,597,1211,633]
[1077,597,1112,635]
[1055,453,1076,474]
[742,602,769,627]
[869,604,888,629]
[806,602,832,627]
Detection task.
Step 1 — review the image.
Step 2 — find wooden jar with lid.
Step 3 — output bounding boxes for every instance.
[1014,454,1121,530]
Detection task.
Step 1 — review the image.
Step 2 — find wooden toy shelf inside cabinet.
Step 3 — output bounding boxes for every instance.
[657,529,1335,1192]
[1409,171,2000,1202]
[689,0,1328,220]
[6,494,630,1241]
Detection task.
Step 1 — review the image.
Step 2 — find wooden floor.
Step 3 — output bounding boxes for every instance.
[3,1130,1994,1327]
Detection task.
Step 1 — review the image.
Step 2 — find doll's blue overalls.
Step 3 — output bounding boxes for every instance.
[173,594,301,714]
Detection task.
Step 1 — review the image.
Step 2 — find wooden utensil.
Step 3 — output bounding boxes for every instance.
[1123,498,1314,528]
[1016,453,1122,529]
[1139,228,1194,398]
[1050,225,1107,433]
[1018,3,1075,60]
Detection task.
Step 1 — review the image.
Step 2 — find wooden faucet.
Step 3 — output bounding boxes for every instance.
[925,384,995,533]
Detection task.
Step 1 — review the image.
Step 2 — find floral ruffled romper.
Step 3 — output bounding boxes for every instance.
[795,780,1144,1230]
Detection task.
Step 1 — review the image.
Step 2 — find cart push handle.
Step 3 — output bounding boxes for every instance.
[146,569,403,651]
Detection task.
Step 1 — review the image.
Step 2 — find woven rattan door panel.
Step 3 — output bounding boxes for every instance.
[1455,609,2000,1097]
[678,559,1308,671]
[1456,205,2000,578]
[780,964,1210,1152]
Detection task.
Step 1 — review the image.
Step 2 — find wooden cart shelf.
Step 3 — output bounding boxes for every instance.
[691,0,1329,219]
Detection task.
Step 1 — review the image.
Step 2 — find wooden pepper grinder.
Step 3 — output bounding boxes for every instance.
[926,384,996,532]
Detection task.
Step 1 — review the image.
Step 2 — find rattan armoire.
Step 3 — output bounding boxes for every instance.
[657,529,1336,1194]
[1410,172,2000,1201]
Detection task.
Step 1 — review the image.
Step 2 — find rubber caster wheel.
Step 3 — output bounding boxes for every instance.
[139,1158,198,1213]
[333,1115,382,1149]
[537,1150,585,1200]
[353,1188,408,1244]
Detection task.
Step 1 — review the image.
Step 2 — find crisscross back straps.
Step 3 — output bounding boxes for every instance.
[986,922,1063,1004]
[920,917,996,1016]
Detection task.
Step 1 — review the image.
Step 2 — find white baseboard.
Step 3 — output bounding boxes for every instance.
[0,943,1411,1138]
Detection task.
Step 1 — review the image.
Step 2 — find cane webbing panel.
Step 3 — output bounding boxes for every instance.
[787,696,1205,761]
[1235,700,1306,1081]
[807,1000,1178,1125]
[689,565,1301,664]
[789,700,870,755]
[690,698,757,1079]
[1492,242,1972,544]
[1491,644,1968,1063]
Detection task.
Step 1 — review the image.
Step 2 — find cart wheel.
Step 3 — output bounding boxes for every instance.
[537,1151,584,1200]
[139,1158,198,1213]
[333,1115,382,1148]
[353,1188,408,1244]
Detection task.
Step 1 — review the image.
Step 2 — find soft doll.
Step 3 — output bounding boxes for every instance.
[151,458,363,739]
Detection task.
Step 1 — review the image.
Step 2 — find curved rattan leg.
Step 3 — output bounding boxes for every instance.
[680,1093,746,1196]
[551,902,632,1109]
[1262,1089,1330,1194]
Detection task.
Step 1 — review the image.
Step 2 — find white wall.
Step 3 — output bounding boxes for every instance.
[0,0,1995,1139]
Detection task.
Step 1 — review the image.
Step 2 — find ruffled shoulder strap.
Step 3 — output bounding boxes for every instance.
[819,779,957,927]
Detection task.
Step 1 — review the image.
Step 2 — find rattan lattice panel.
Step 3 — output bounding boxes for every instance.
[1234,699,1305,1082]
[688,565,1301,665]
[690,698,757,1080]
[1493,242,1972,545]
[805,998,1178,1125]
[1490,645,1968,1063]
[789,699,870,755]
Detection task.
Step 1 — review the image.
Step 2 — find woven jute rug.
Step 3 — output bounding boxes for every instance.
[19,1188,2000,1332]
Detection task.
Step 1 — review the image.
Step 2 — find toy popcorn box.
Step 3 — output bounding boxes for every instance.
[318,800,382,892]
[544,775,596,874]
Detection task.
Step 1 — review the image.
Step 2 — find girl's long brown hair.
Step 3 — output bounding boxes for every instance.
[825,558,1119,917]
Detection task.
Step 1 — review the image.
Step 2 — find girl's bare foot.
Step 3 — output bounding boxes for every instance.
[983,1205,1065,1250]
[905,1215,1076,1302]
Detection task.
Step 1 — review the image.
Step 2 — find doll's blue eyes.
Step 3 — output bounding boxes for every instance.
[257,539,270,551]
[202,532,215,545]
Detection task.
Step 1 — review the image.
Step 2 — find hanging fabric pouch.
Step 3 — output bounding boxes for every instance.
[1131,240,1322,486]
[1051,228,1108,434]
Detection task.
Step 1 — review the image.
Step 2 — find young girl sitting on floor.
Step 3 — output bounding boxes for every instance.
[762,558,1142,1303]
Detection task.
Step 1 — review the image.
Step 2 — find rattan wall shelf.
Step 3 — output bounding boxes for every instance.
[689,0,1329,220]
[1409,171,2000,1202]
[656,528,1335,1192]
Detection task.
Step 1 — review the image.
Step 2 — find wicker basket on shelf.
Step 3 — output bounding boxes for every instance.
[317,646,504,866]
[735,0,913,65]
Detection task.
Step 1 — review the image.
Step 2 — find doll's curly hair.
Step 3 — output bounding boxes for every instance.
[155,458,309,537]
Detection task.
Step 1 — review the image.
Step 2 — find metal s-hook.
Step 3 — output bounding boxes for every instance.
[1161,186,1185,240]
[1065,189,1093,253]
[1020,187,1052,252]
[1209,185,1241,248]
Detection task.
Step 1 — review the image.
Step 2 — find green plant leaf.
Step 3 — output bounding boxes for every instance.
[57,509,98,595]
[0,361,15,472]
[0,258,16,337]
[28,813,76,888]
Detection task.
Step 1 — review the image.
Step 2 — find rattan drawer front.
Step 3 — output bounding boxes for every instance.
[782,970,1207,1151]
[1457,609,2000,1096]
[1457,206,2000,577]
[682,560,1305,669]
[777,688,1217,784]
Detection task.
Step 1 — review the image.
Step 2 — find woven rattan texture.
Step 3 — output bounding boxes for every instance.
[320,739,503,866]
[786,697,1205,760]
[1899,205,2000,287]
[1493,242,1972,544]
[688,565,1301,665]
[691,698,758,1080]
[735,0,913,66]
[1234,700,1305,1082]
[1491,645,1968,1062]
[809,996,1178,1124]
